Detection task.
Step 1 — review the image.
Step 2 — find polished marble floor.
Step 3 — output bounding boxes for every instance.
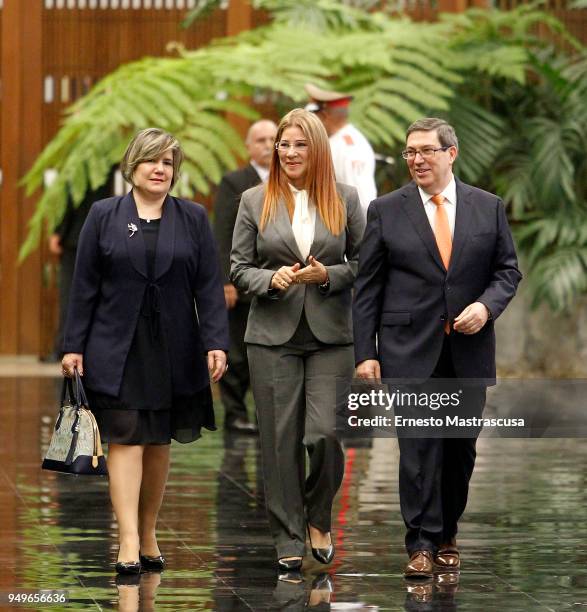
[2,374,587,610]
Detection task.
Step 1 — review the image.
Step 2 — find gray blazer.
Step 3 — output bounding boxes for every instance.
[230,183,366,346]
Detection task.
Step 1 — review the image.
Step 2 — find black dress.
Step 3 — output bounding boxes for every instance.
[87,218,216,445]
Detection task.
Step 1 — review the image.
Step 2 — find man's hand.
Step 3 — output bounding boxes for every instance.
[271,263,301,291]
[48,233,63,256]
[207,350,228,383]
[224,284,238,309]
[453,302,490,335]
[356,359,381,380]
[293,256,328,285]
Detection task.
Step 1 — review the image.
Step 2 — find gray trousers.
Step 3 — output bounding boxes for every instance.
[247,316,352,558]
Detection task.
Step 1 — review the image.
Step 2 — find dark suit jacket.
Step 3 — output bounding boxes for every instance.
[213,164,262,300]
[352,179,522,383]
[63,192,230,396]
[56,168,116,250]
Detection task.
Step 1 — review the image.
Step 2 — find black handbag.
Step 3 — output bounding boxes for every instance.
[42,370,108,476]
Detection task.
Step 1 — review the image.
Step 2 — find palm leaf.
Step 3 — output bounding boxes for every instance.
[20,1,577,278]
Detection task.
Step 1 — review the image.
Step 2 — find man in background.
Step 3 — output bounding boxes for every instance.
[46,169,115,361]
[305,83,377,212]
[213,119,278,434]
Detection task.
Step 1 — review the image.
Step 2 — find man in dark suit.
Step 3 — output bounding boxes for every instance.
[46,168,116,361]
[353,118,522,578]
[213,119,277,433]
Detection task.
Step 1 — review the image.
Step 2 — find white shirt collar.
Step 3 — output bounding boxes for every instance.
[289,184,315,262]
[418,175,457,207]
[250,161,270,183]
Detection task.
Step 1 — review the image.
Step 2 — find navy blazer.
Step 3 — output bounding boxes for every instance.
[63,192,230,397]
[352,179,522,383]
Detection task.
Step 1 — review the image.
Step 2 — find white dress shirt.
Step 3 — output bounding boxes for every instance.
[290,184,316,262]
[250,160,270,183]
[329,123,377,213]
[418,176,457,239]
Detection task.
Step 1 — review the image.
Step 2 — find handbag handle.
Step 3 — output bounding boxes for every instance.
[59,367,90,409]
[60,377,75,407]
[73,368,90,409]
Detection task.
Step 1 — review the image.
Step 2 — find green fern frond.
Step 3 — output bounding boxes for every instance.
[529,248,587,312]
[448,97,505,183]
[20,0,580,290]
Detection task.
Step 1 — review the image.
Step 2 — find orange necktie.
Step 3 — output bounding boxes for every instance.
[431,194,452,333]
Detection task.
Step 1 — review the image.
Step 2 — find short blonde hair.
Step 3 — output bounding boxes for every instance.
[121,128,184,189]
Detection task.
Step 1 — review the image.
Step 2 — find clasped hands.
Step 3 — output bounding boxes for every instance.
[271,256,328,291]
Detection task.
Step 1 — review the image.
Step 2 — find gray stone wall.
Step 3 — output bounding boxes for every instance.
[496,272,587,377]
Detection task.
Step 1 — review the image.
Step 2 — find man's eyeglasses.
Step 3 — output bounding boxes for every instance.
[275,141,309,152]
[401,146,450,160]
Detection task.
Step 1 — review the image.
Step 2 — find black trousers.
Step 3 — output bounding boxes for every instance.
[398,336,486,556]
[219,300,252,425]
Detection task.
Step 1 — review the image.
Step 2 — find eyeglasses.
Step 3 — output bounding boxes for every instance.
[401,146,450,160]
[275,141,309,152]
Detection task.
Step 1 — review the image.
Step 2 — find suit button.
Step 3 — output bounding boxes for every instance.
[446,286,451,292]
[440,315,447,321]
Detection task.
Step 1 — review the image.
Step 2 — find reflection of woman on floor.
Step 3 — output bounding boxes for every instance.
[61,128,229,574]
[116,572,161,612]
[231,109,365,571]
[273,572,333,611]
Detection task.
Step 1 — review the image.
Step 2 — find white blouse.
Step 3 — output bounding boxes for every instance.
[290,184,316,262]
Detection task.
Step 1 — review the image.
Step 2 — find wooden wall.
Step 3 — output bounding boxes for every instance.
[0,0,251,356]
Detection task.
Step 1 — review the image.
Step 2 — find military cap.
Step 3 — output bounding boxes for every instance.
[304,83,353,112]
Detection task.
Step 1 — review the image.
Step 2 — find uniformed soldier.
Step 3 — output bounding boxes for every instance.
[305,83,377,212]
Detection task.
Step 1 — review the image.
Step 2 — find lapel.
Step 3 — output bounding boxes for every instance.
[244,163,263,189]
[309,197,328,258]
[448,178,473,278]
[123,191,147,279]
[400,182,445,272]
[273,196,305,263]
[123,191,176,280]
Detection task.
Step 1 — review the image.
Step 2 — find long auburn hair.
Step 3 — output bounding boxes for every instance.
[260,108,344,235]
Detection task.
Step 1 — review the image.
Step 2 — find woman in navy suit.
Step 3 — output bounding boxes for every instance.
[61,128,229,574]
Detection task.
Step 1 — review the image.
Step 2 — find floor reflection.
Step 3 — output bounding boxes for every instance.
[2,376,587,609]
[115,572,161,612]
[404,573,459,611]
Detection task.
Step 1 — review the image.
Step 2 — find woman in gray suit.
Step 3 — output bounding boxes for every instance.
[231,108,366,571]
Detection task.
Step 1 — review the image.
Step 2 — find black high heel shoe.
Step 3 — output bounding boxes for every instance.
[311,573,333,591]
[277,557,303,572]
[278,569,304,583]
[139,553,166,572]
[307,525,335,565]
[115,560,141,575]
[115,573,141,586]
